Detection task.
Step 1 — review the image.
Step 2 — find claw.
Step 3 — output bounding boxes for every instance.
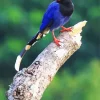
[53,37,60,46]
[52,30,61,46]
[60,26,73,33]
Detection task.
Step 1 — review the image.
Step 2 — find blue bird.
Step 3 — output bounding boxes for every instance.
[15,0,74,71]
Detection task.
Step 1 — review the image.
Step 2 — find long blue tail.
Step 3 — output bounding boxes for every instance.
[15,31,43,71]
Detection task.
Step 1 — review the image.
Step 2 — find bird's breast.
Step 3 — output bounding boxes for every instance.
[50,10,70,31]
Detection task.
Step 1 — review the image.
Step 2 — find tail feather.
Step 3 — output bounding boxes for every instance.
[15,31,43,71]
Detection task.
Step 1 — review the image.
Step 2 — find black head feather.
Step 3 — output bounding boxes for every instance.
[56,0,71,3]
[56,0,74,16]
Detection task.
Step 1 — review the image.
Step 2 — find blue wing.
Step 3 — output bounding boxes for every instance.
[39,1,59,31]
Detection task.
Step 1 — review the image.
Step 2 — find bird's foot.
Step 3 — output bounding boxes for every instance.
[53,37,60,46]
[60,26,72,33]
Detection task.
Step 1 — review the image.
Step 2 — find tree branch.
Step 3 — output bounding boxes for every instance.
[7,21,87,100]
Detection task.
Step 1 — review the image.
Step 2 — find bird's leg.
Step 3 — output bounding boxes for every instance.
[52,30,60,46]
[60,26,72,33]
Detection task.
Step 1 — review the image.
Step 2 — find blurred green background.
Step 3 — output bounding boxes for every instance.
[0,0,100,100]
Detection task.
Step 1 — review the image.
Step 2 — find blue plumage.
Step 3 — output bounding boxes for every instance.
[40,1,70,31]
[15,0,74,71]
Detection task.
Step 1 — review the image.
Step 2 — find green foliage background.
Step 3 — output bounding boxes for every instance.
[0,0,100,100]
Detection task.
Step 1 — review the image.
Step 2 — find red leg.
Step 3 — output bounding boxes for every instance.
[60,26,72,33]
[52,31,60,46]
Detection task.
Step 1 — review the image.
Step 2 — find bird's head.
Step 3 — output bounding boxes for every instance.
[56,0,71,3]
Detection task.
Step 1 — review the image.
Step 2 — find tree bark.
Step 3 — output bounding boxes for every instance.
[7,21,87,100]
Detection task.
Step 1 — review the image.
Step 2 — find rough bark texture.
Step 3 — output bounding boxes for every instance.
[7,21,87,100]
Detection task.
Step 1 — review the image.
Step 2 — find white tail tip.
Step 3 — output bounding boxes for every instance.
[15,55,22,71]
